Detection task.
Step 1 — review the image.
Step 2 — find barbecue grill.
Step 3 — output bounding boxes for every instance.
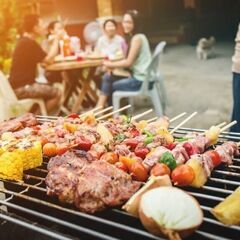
[0,117,239,240]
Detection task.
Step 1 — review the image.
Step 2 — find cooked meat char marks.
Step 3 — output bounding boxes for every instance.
[47,150,93,170]
[74,161,141,213]
[46,164,79,204]
[46,152,141,213]
[0,113,38,136]
[46,151,91,204]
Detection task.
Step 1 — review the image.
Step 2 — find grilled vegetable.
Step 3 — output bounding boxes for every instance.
[139,187,203,239]
[205,150,221,167]
[135,147,149,159]
[123,175,172,217]
[43,143,57,157]
[144,136,154,145]
[159,152,177,170]
[186,157,207,188]
[171,165,195,186]
[212,187,240,225]
[115,162,128,172]
[130,162,148,182]
[0,151,23,180]
[119,156,137,170]
[100,152,118,164]
[150,163,170,177]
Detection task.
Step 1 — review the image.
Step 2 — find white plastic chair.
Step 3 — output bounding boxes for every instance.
[112,41,167,116]
[0,71,47,121]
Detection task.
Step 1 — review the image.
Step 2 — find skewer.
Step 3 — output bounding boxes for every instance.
[169,112,187,123]
[94,106,113,116]
[79,106,103,118]
[146,117,158,123]
[131,109,153,121]
[170,112,198,134]
[146,112,187,124]
[97,105,131,120]
[220,121,237,133]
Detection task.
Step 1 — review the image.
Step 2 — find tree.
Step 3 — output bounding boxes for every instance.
[0,0,21,72]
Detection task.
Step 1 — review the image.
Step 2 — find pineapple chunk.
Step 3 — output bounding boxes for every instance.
[212,187,240,225]
[187,158,207,188]
[96,123,113,145]
[205,126,221,145]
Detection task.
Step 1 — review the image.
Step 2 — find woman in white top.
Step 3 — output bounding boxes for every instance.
[96,10,152,107]
[96,19,127,59]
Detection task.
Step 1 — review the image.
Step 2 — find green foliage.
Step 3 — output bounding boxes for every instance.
[0,0,21,72]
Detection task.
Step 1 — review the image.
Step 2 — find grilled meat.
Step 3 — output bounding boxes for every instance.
[0,113,38,136]
[46,151,91,203]
[74,161,141,213]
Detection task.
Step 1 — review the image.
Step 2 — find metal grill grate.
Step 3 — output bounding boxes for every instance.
[0,117,239,240]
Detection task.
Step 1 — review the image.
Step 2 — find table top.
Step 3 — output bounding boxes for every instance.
[46,59,103,71]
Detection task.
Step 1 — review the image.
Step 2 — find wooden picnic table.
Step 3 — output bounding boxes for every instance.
[46,59,103,114]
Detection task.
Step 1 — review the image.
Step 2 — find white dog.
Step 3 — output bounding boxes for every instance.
[196,36,216,60]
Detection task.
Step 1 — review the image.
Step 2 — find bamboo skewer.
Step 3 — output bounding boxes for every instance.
[131,109,153,121]
[220,121,237,133]
[94,106,113,116]
[79,106,103,118]
[169,112,187,123]
[146,112,187,124]
[97,105,131,120]
[170,112,198,134]
[146,117,158,123]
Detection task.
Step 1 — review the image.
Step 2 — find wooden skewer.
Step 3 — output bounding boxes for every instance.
[216,122,227,128]
[79,106,103,118]
[97,105,131,120]
[146,112,188,124]
[220,121,237,133]
[146,117,158,123]
[94,106,113,116]
[132,109,153,121]
[170,112,198,134]
[169,112,187,123]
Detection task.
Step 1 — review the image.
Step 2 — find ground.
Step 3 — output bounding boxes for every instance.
[135,42,235,129]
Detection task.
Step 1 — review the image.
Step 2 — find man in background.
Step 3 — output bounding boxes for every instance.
[9,14,61,114]
[231,24,240,132]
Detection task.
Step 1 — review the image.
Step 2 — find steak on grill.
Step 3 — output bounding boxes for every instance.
[74,161,142,213]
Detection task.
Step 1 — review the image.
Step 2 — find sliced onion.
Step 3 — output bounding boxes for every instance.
[139,187,203,239]
[122,175,172,217]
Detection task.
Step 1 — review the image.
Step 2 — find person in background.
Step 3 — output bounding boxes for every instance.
[9,14,62,114]
[42,20,66,84]
[95,19,127,59]
[96,10,152,107]
[231,24,240,132]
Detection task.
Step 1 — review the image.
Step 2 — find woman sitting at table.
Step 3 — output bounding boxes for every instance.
[96,10,152,107]
[95,19,127,59]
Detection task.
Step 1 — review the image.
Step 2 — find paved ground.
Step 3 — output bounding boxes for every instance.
[135,42,235,129]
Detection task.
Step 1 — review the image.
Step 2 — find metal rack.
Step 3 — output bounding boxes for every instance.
[0,117,239,240]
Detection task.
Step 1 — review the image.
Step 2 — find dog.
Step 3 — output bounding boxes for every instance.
[196,36,216,60]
